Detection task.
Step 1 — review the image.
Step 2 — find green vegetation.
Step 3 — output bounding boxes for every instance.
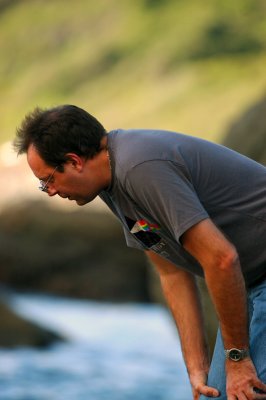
[1,0,266,144]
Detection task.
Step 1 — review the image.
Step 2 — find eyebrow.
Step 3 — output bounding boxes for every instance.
[38,171,54,181]
[38,175,49,181]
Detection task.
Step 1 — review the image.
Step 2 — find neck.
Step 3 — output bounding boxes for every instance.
[99,136,112,190]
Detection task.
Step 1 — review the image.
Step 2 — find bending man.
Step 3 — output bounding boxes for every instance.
[14,105,266,399]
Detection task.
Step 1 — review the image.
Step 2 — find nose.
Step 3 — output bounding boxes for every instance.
[47,186,58,197]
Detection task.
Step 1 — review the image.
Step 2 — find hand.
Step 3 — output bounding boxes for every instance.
[226,358,266,399]
[189,370,220,400]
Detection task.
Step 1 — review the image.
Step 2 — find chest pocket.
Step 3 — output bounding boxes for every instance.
[125,216,162,248]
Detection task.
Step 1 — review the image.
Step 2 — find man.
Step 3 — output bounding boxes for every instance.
[14,105,266,399]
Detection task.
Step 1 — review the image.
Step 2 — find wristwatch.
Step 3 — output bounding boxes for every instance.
[224,348,250,362]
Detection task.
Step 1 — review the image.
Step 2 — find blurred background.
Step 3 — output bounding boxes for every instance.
[0,0,266,399]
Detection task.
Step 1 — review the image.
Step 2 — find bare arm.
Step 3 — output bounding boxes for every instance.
[181,218,266,398]
[146,251,219,399]
[181,218,248,350]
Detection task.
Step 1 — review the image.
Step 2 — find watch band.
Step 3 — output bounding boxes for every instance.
[224,348,250,361]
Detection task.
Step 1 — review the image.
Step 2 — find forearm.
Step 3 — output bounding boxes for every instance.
[146,251,210,375]
[181,219,249,351]
[164,270,210,374]
[204,255,249,350]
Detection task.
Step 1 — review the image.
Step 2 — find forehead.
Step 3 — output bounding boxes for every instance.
[27,144,53,179]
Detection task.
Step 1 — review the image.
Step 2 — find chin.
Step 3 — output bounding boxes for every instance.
[75,199,90,206]
[75,193,98,206]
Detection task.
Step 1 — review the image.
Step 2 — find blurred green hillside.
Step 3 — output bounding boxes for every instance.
[1,0,266,144]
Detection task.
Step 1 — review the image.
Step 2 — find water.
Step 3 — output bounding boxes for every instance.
[0,293,191,400]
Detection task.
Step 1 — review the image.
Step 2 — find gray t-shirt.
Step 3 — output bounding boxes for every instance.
[99,129,266,286]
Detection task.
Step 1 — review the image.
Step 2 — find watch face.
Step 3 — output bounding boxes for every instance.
[229,349,241,361]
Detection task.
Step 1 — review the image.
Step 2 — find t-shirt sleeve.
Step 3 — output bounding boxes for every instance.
[124,160,209,243]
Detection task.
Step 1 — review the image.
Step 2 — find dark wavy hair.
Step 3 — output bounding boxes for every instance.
[14,105,107,167]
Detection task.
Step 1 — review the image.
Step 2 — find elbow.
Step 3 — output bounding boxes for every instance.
[217,246,239,272]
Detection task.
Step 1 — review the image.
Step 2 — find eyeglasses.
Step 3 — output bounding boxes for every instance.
[38,166,59,192]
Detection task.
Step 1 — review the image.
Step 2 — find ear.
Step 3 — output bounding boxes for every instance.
[65,153,85,172]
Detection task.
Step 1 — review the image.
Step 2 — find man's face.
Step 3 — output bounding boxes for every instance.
[27,144,105,206]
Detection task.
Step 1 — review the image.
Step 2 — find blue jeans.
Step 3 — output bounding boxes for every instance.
[200,279,266,399]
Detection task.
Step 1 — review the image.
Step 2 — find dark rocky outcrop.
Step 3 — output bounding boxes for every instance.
[0,299,63,348]
[223,93,266,165]
[0,201,150,303]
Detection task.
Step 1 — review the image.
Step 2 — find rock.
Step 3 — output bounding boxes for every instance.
[0,201,150,303]
[223,93,266,164]
[0,299,63,348]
